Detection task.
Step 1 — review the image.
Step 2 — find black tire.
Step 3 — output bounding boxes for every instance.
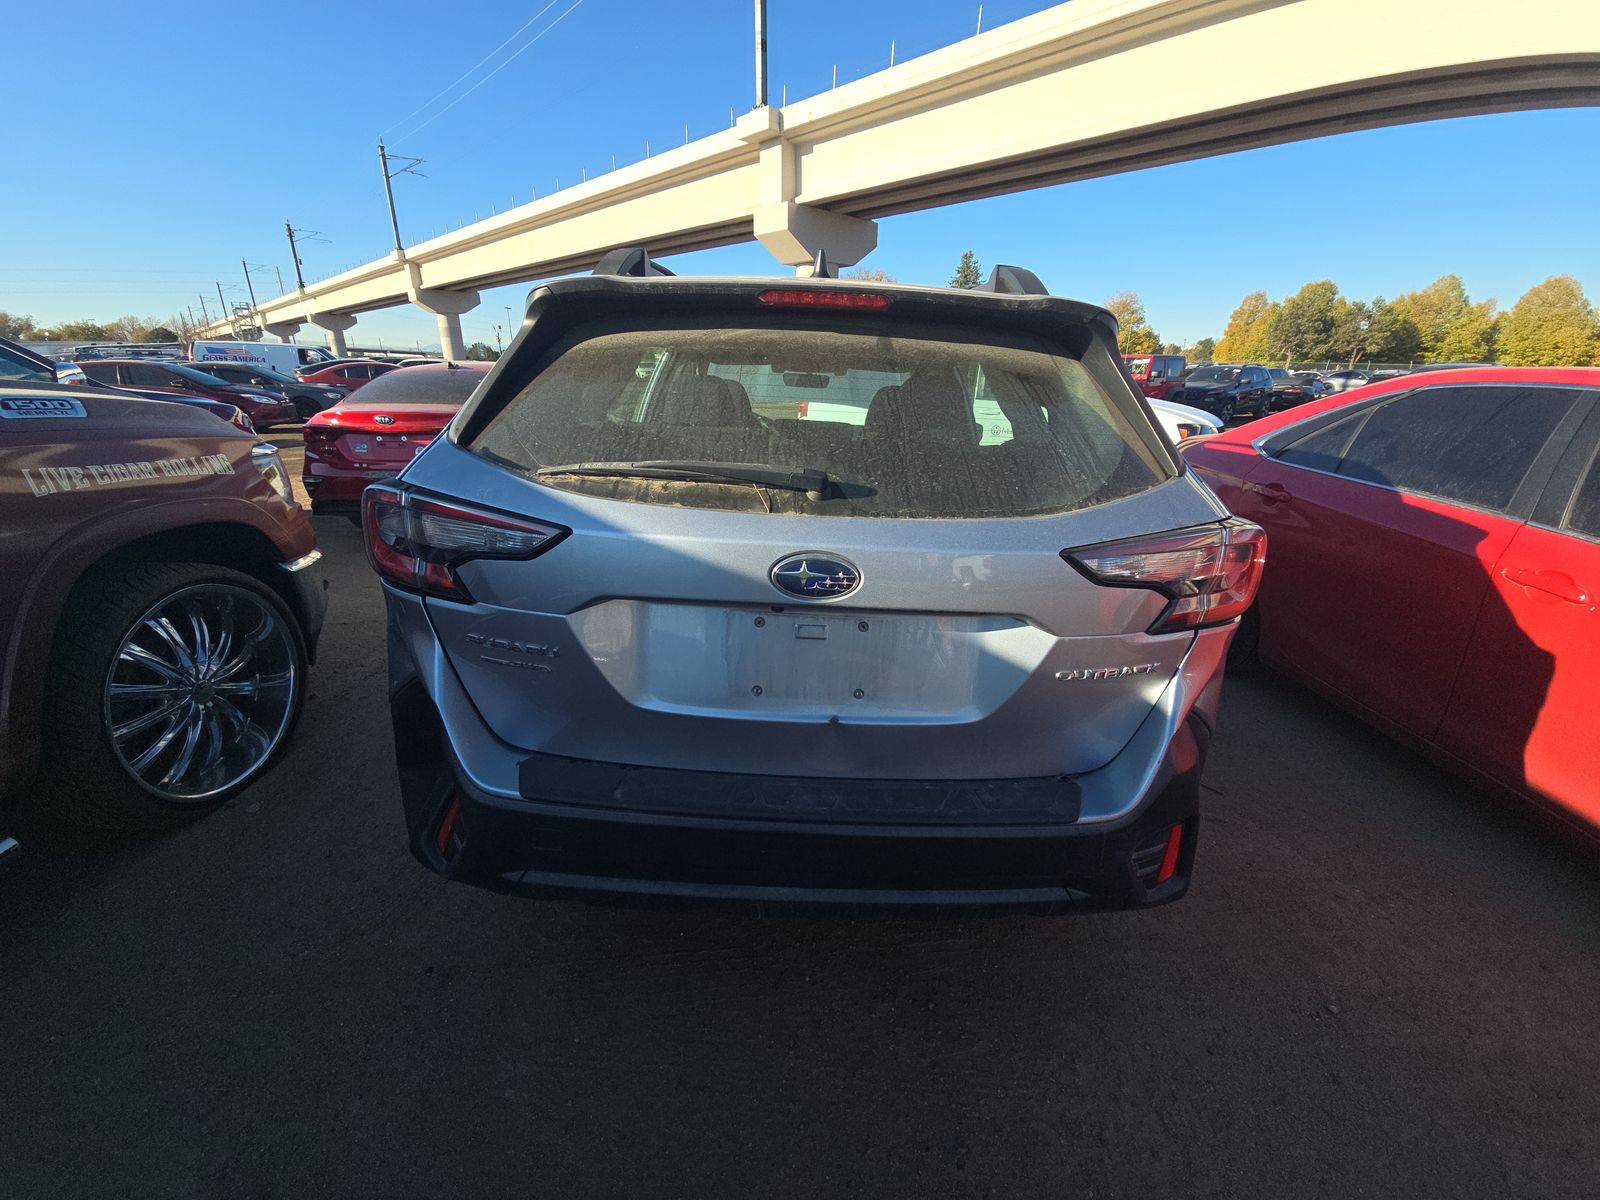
[1216,397,1236,424]
[40,561,307,830]
[292,395,321,421]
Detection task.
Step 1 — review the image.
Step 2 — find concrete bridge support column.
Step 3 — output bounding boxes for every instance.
[309,313,357,357]
[742,107,878,273]
[263,320,303,345]
[411,289,480,361]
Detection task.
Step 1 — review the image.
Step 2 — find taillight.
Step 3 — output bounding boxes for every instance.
[303,425,338,454]
[757,289,892,311]
[1064,519,1266,635]
[361,485,567,601]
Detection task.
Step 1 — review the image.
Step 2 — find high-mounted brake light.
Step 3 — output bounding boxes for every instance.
[757,289,892,311]
[1064,519,1266,635]
[362,485,567,601]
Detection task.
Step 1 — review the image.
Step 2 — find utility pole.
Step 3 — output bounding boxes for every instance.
[198,294,211,324]
[377,140,424,255]
[274,266,285,295]
[241,260,260,314]
[286,222,306,290]
[216,283,230,333]
[754,0,768,107]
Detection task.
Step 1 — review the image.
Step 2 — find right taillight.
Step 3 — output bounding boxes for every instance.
[362,485,567,601]
[1064,519,1266,635]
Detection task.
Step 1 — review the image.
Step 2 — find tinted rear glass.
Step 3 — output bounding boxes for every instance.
[352,367,486,404]
[469,316,1168,519]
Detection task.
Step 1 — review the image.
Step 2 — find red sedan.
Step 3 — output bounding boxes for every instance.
[302,362,490,516]
[297,359,397,394]
[1183,366,1600,835]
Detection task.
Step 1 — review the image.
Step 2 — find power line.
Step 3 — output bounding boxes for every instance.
[392,0,588,143]
[381,0,565,139]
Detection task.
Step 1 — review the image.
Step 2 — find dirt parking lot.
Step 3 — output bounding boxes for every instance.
[2,509,1597,1200]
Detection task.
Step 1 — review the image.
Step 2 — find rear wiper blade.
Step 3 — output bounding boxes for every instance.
[536,460,832,496]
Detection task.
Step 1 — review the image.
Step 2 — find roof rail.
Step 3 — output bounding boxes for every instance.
[593,247,676,278]
[970,265,1049,296]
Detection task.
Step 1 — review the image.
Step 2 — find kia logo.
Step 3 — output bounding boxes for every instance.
[373,415,396,425]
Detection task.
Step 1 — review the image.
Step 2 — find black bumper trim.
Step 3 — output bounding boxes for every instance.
[517,753,1081,826]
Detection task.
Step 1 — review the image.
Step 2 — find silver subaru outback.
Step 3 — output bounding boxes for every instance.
[366,250,1264,910]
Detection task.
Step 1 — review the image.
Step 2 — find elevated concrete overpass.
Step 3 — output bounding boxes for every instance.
[207,0,1600,357]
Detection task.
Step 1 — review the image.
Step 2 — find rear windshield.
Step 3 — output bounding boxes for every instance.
[352,367,486,404]
[469,316,1168,519]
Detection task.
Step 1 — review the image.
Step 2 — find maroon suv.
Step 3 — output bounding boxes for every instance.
[78,359,299,429]
[0,381,325,844]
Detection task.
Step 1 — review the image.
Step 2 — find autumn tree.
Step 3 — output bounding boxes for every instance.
[1104,291,1161,355]
[1497,276,1599,366]
[1182,337,1216,363]
[1434,301,1498,362]
[949,250,982,289]
[1214,292,1276,362]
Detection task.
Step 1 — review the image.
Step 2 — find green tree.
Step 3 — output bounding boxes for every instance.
[1104,291,1161,355]
[0,311,37,340]
[464,342,500,361]
[1497,276,1599,366]
[1388,275,1495,362]
[949,250,982,289]
[1182,337,1215,363]
[44,320,114,341]
[1434,301,1498,362]
[1214,292,1277,362]
[1159,342,1182,356]
[1266,280,1339,365]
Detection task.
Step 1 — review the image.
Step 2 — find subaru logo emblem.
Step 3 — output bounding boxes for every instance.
[373,414,396,425]
[770,554,861,600]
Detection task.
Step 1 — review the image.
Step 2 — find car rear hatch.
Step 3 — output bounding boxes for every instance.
[389,276,1230,782]
[334,404,458,469]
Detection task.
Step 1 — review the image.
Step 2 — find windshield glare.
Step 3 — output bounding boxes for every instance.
[1188,367,1238,382]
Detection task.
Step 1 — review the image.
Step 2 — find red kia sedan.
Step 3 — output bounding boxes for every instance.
[297,359,397,394]
[301,362,489,516]
[1183,367,1600,835]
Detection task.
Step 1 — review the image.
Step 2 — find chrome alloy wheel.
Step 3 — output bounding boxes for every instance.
[103,584,299,802]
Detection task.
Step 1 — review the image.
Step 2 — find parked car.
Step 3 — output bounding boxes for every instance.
[1150,396,1221,442]
[302,361,489,517]
[1122,353,1187,400]
[1408,361,1501,373]
[1172,364,1274,421]
[1269,371,1330,410]
[190,340,336,375]
[0,380,325,840]
[76,359,298,429]
[1,336,86,386]
[192,361,345,421]
[363,250,1265,910]
[295,360,397,393]
[1183,366,1600,836]
[1321,367,1389,393]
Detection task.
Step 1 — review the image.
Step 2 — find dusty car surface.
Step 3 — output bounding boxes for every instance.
[366,250,1264,911]
[0,381,325,835]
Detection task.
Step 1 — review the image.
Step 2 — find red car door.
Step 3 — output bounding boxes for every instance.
[1233,384,1583,739]
[1435,411,1600,828]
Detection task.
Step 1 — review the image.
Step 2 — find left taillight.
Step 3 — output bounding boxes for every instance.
[1064,519,1266,635]
[361,485,567,601]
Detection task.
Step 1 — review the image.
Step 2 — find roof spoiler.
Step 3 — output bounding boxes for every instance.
[593,247,676,278]
[970,265,1049,296]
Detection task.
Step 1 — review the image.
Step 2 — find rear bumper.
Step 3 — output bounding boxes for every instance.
[305,463,396,511]
[389,678,1207,913]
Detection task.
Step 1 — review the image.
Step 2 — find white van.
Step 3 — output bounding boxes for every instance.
[189,341,335,375]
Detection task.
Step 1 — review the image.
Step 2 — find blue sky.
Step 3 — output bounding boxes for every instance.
[6,0,1597,350]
